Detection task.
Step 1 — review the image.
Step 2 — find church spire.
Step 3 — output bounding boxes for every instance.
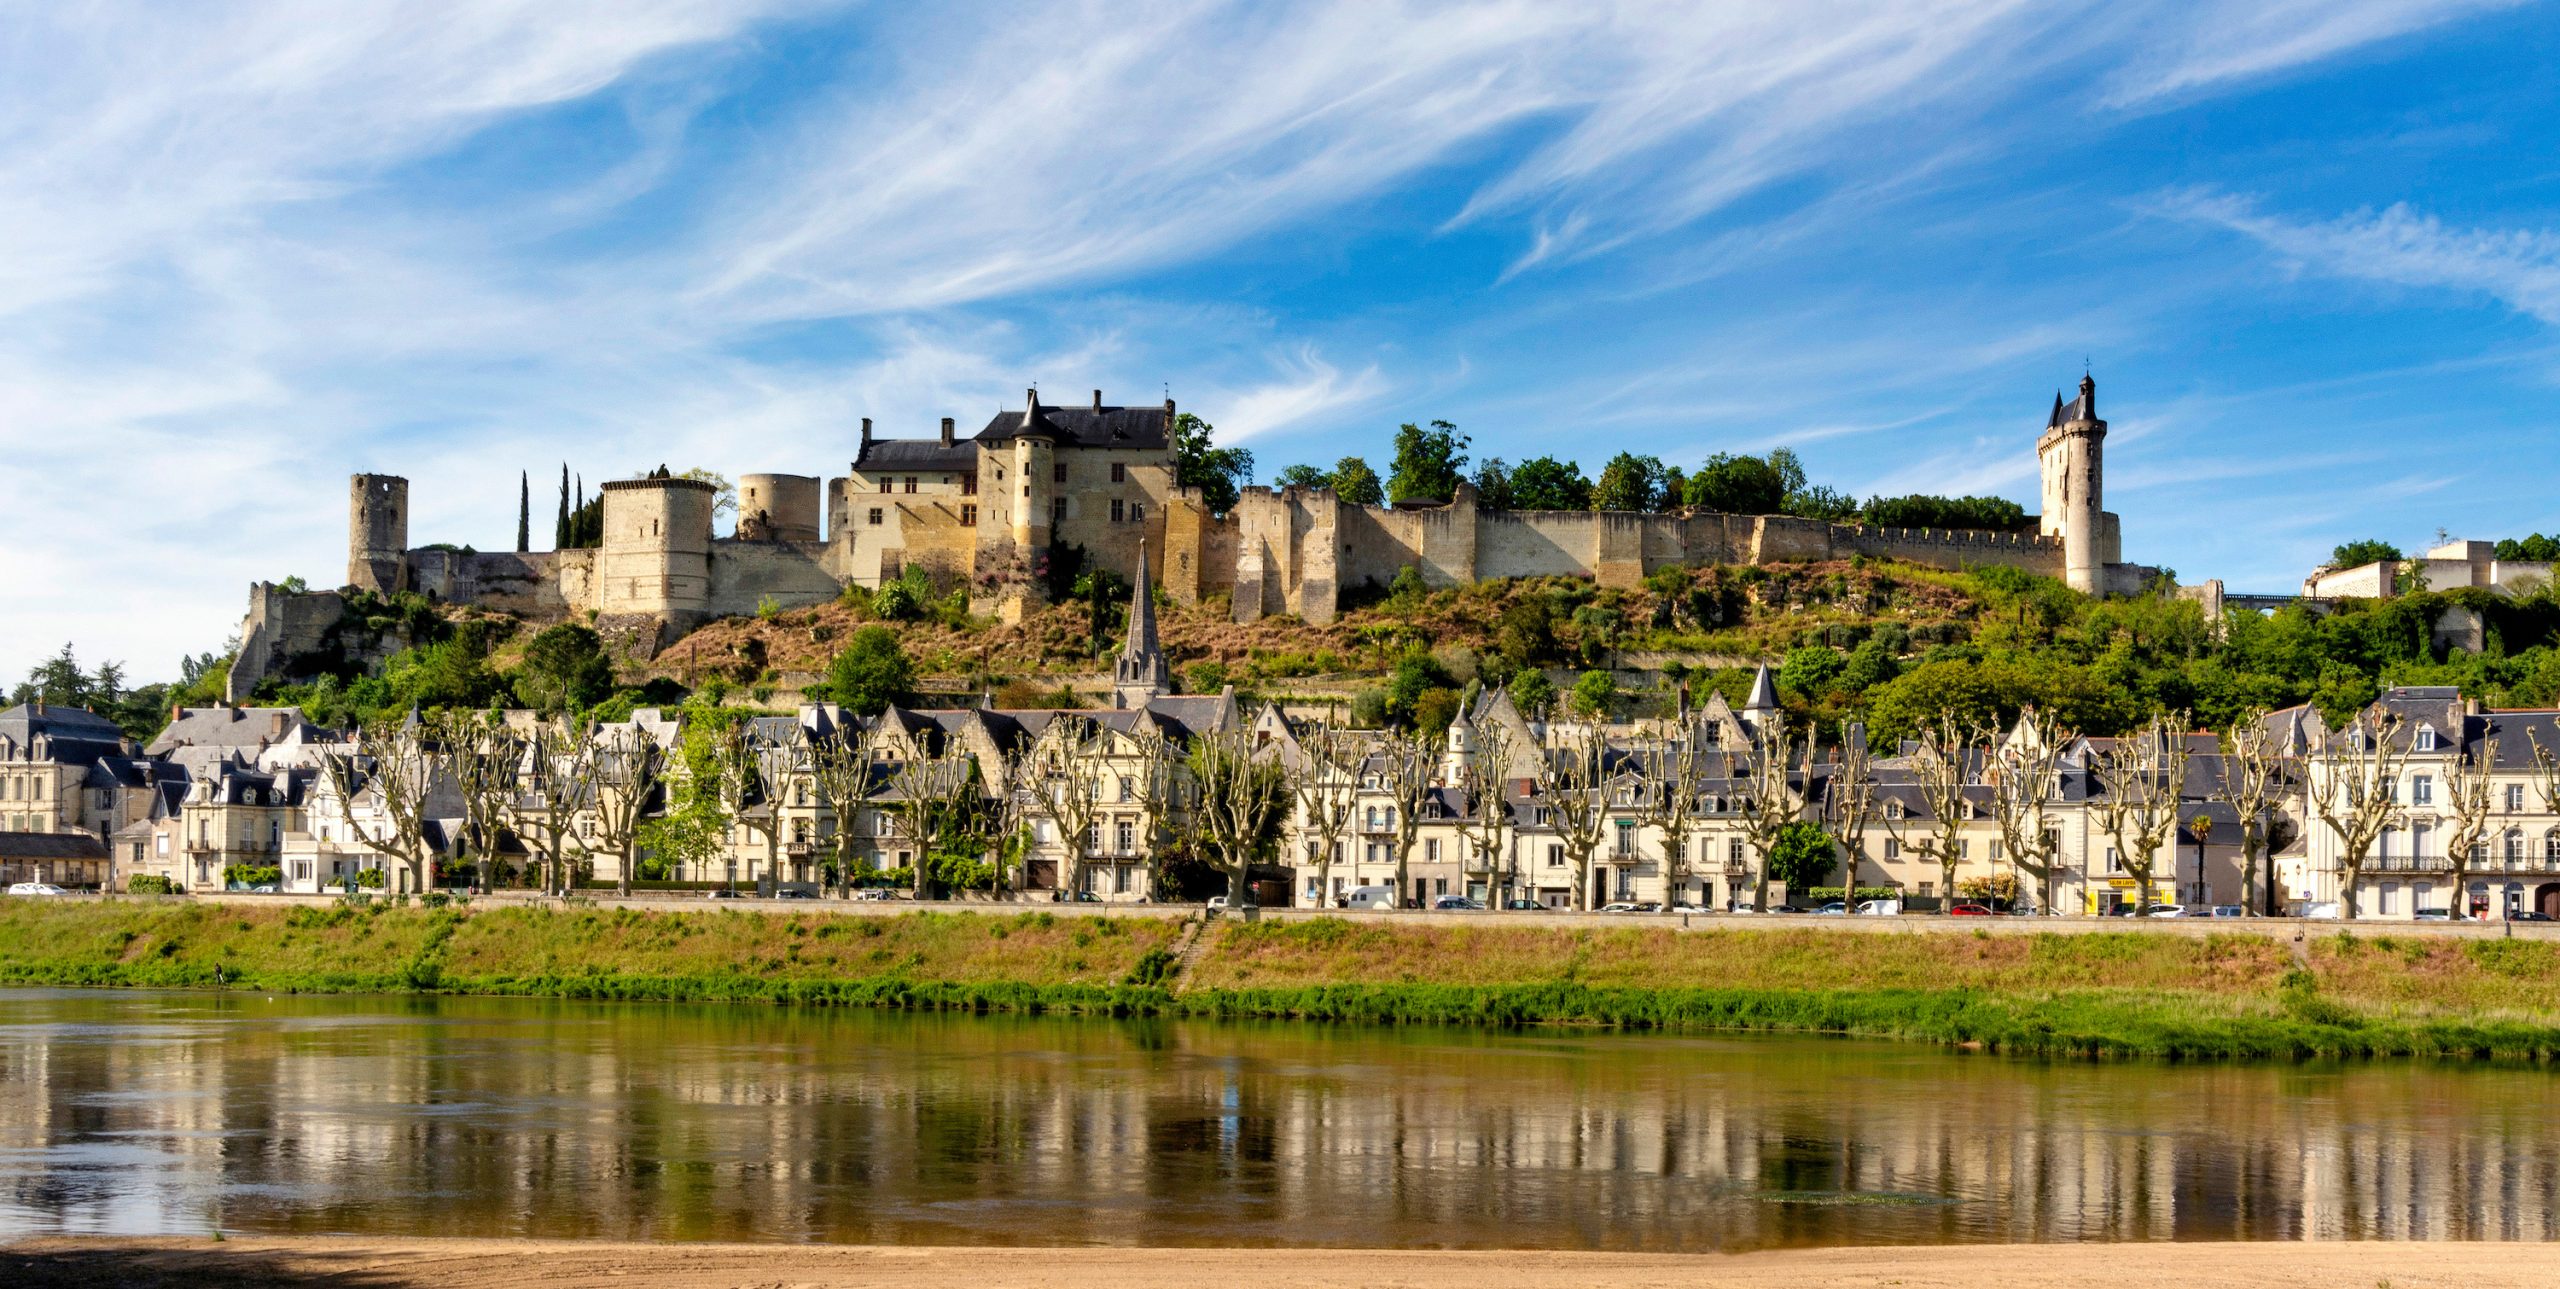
[1113,541,1171,709]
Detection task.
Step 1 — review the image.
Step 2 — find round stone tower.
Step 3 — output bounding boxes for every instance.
[598,474,717,620]
[1010,387,1057,554]
[2036,375,2107,595]
[737,473,822,543]
[347,474,409,594]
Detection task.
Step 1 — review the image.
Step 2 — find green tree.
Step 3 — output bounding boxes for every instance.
[1591,452,1669,512]
[1777,646,1842,698]
[821,625,917,716]
[1386,648,1454,729]
[1684,453,1787,513]
[1386,420,1468,504]
[1862,494,2029,529]
[1330,456,1385,506]
[516,471,530,553]
[1764,819,1835,895]
[1470,457,1516,509]
[1272,463,1329,491]
[2331,538,2402,568]
[1507,457,1591,510]
[1569,669,1616,717]
[1508,668,1556,713]
[1173,412,1254,515]
[512,624,615,713]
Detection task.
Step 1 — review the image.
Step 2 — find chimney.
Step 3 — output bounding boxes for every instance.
[270,712,289,740]
[940,417,955,448]
[1092,389,1103,413]
[1164,394,1176,423]
[860,417,873,449]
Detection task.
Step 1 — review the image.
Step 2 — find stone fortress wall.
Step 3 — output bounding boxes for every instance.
[228,377,2152,696]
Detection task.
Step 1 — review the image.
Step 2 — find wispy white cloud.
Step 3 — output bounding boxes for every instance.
[1205,349,1391,449]
[2154,188,2560,325]
[2100,0,2524,109]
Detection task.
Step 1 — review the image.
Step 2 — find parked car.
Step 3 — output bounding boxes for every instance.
[1812,902,1847,916]
[1598,902,1642,914]
[775,888,817,900]
[1854,899,1900,916]
[1431,895,1485,911]
[852,888,898,902]
[6,882,68,897]
[248,884,279,894]
[1668,901,1705,913]
[2208,905,2246,918]
[2511,910,2553,922]
[1948,903,1994,916]
[2302,902,2342,919]
[1207,894,1258,910]
[1768,904,1803,914]
[1072,891,1102,903]
[705,888,743,899]
[1502,899,1545,911]
[2412,908,2452,922]
[2142,904,2186,918]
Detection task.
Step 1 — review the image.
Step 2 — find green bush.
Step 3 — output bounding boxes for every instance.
[125,874,177,895]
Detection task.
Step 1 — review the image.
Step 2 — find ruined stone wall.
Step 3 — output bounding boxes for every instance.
[1840,525,2067,575]
[227,584,348,701]
[407,550,578,620]
[705,542,842,617]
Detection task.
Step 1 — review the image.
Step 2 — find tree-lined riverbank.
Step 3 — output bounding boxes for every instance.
[6,900,2560,1061]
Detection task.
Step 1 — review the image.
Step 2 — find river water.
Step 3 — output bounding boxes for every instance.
[1,987,2554,1249]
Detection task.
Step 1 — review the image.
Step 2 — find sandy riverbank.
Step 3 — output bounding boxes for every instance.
[5,1238,2543,1288]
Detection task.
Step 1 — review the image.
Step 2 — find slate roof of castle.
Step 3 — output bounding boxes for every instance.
[0,704,129,763]
[0,831,108,860]
[852,439,977,472]
[975,402,1172,450]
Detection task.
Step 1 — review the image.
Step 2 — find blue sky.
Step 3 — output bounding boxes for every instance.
[4,0,2557,685]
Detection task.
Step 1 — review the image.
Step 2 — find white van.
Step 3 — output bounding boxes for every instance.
[6,883,68,897]
[1342,885,1398,910]
[1854,898,1901,916]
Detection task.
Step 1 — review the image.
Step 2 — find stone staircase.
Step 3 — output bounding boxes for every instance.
[1165,911,1221,993]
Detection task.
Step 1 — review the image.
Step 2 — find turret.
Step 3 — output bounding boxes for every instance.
[347,474,409,593]
[2037,373,2108,595]
[597,473,716,620]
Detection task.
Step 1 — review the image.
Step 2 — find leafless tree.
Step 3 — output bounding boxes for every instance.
[714,721,786,895]
[1535,718,1610,911]
[588,722,665,896]
[2306,709,2411,919]
[1452,717,1521,906]
[2212,712,2293,916]
[2441,732,2498,920]
[432,710,515,892]
[1885,713,1973,913]
[2092,714,2194,913]
[1737,716,1815,910]
[1288,722,1359,907]
[1825,722,1880,906]
[505,720,596,897]
[887,748,977,899]
[1988,709,2067,914]
[1031,714,1111,898]
[1378,727,1440,910]
[317,716,441,895]
[1634,732,1709,911]
[1184,728,1291,906]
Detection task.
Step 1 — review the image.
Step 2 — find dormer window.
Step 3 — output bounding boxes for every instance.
[2416,726,2438,752]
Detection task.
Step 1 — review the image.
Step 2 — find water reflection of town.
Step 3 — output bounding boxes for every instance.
[3,995,2556,1249]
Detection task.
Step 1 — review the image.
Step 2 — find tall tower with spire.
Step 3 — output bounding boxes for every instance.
[2036,373,2108,595]
[1114,540,1172,709]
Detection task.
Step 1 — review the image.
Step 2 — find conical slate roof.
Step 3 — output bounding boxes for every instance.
[1743,664,1779,714]
[1113,541,1171,709]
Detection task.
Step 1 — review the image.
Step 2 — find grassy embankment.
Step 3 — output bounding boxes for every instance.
[8,901,2560,1062]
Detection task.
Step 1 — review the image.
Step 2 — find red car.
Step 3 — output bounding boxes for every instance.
[1948,903,1995,916]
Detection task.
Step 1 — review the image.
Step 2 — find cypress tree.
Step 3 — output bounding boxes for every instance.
[555,465,570,549]
[516,471,530,552]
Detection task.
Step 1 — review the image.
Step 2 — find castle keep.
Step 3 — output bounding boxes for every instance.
[230,377,2151,696]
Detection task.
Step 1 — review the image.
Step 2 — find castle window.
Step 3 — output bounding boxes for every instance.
[1131,503,1145,523]
[1054,462,1067,484]
[1111,463,1126,483]
[1052,497,1067,523]
[903,477,918,494]
[1111,499,1124,522]
[961,474,977,496]
[867,508,883,526]
[960,505,977,527]
[880,478,892,493]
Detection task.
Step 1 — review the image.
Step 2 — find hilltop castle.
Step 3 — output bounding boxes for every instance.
[230,376,2152,697]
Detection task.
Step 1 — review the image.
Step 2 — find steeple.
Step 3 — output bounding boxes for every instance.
[1113,541,1171,709]
[1742,664,1779,733]
[2048,390,2065,429]
[2075,373,2096,422]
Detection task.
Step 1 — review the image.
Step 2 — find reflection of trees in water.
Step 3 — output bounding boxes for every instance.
[11,994,2560,1248]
